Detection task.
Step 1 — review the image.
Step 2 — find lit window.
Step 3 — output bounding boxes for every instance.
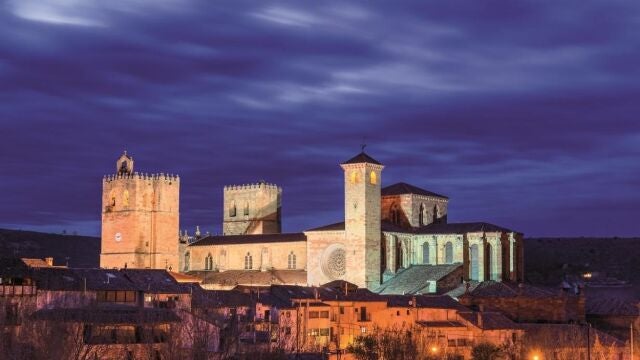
[370,171,377,185]
[360,327,367,334]
[205,254,214,270]
[123,190,129,207]
[350,171,360,184]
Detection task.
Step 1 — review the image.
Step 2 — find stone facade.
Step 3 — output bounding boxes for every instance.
[222,182,281,235]
[185,240,306,272]
[101,152,179,270]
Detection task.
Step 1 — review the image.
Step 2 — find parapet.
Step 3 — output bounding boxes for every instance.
[103,172,180,183]
[224,181,281,192]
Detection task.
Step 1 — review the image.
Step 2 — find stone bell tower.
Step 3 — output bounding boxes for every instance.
[100,151,180,270]
[340,151,384,289]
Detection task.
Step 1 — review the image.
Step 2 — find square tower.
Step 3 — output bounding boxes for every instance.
[222,182,282,235]
[340,152,384,289]
[101,152,180,270]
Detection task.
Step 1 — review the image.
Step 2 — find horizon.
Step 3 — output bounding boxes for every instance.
[1,1,639,238]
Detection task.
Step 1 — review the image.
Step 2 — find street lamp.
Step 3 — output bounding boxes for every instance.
[430,346,438,354]
[530,352,541,360]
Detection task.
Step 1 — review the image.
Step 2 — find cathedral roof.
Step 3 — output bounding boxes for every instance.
[374,264,463,295]
[306,220,408,232]
[188,232,306,246]
[341,151,383,165]
[382,182,448,199]
[416,222,517,235]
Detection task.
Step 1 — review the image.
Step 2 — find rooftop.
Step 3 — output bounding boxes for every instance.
[382,182,448,199]
[189,233,306,246]
[341,152,382,166]
[375,264,462,295]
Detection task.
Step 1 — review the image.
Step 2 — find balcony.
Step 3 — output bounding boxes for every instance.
[0,285,36,296]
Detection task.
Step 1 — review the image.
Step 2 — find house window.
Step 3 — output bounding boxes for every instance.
[339,306,344,314]
[287,252,297,269]
[320,311,329,318]
[309,311,319,319]
[369,171,377,185]
[244,252,253,270]
[319,328,330,336]
[360,327,367,334]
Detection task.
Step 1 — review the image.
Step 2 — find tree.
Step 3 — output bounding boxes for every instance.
[471,342,500,360]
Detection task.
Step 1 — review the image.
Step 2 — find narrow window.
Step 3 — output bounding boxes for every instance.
[123,190,130,207]
[288,252,297,269]
[244,202,249,216]
[184,252,190,272]
[445,242,453,264]
[229,202,236,217]
[244,252,253,270]
[422,242,430,264]
[419,203,425,226]
[369,171,377,185]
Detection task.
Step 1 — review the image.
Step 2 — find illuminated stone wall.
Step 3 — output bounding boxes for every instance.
[381,194,448,229]
[100,154,179,270]
[222,183,281,235]
[185,240,306,272]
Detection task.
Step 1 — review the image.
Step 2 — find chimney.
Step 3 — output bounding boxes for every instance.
[44,257,53,266]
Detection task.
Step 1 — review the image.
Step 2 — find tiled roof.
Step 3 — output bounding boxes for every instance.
[187,270,308,288]
[307,220,408,233]
[455,281,568,299]
[192,288,254,308]
[31,306,180,324]
[29,267,190,293]
[168,271,202,283]
[385,294,468,310]
[374,264,462,295]
[21,258,52,267]
[458,311,518,330]
[189,233,306,246]
[416,320,464,328]
[341,152,382,165]
[382,182,448,199]
[270,284,385,304]
[121,269,191,294]
[586,296,639,316]
[416,222,516,235]
[0,257,32,277]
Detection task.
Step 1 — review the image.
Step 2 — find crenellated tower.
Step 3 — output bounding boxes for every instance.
[222,181,282,235]
[101,152,180,270]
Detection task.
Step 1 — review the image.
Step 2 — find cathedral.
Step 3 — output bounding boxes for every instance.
[100,151,524,294]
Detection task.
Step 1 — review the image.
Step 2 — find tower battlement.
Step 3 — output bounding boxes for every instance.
[224,182,280,192]
[103,173,180,183]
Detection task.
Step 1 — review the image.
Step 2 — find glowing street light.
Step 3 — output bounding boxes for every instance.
[530,352,541,360]
[430,346,438,354]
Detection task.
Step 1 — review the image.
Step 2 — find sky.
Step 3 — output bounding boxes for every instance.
[1,0,639,238]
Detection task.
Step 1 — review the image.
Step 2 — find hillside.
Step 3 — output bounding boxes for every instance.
[0,228,100,268]
[525,237,640,285]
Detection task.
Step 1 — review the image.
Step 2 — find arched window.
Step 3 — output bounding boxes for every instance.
[395,238,403,271]
[205,253,214,270]
[229,202,237,217]
[244,202,249,216]
[370,171,377,185]
[288,252,297,270]
[486,243,493,281]
[433,205,438,223]
[184,252,190,272]
[109,190,116,207]
[422,242,430,264]
[419,203,425,226]
[350,171,360,184]
[244,252,253,270]
[123,190,130,207]
[445,242,453,264]
[470,245,479,280]
[390,204,401,225]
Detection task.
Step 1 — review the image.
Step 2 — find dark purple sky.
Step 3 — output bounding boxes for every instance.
[1,1,639,237]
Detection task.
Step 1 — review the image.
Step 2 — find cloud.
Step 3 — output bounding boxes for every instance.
[0,0,639,237]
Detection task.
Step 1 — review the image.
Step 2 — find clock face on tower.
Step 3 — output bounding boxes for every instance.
[115,232,122,242]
